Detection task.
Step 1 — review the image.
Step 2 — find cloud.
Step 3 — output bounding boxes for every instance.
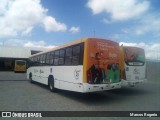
[43,16,67,32]
[21,27,34,36]
[120,13,160,38]
[24,41,46,48]
[87,0,160,38]
[134,14,160,36]
[2,39,24,47]
[69,27,80,33]
[102,18,113,24]
[1,39,57,50]
[0,0,67,37]
[120,42,160,60]
[87,0,150,21]
[24,40,57,50]
[0,0,46,37]
[24,41,57,50]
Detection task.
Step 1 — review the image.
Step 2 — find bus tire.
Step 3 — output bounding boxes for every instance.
[29,73,33,83]
[48,76,56,92]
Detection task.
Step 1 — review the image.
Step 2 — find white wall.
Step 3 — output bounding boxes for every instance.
[0,46,31,58]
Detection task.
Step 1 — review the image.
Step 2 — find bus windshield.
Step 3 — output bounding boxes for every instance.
[16,61,26,65]
[124,47,145,66]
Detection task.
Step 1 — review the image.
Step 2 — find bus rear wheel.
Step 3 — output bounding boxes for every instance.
[48,77,56,92]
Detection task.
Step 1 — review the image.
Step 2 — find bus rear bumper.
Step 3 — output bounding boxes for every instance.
[83,82,121,93]
[121,79,147,87]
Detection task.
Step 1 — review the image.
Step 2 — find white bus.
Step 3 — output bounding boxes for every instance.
[27,38,121,93]
[120,46,147,87]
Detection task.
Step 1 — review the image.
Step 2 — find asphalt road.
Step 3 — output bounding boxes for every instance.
[0,71,159,120]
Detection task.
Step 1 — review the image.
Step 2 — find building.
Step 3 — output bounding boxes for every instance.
[0,46,41,71]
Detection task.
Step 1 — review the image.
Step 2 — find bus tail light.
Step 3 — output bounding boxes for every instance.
[126,67,129,71]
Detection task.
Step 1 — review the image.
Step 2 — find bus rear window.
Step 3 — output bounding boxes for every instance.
[124,47,145,66]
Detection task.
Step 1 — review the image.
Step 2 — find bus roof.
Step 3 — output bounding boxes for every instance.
[122,46,144,50]
[30,38,118,58]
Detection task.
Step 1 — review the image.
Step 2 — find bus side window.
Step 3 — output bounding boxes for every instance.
[42,54,46,64]
[34,56,38,62]
[59,49,65,65]
[46,52,51,65]
[54,51,59,66]
[36,56,39,64]
[37,56,40,63]
[72,45,80,65]
[65,47,72,65]
[39,55,42,64]
[29,57,32,62]
[29,57,33,67]
[49,51,54,65]
[32,57,34,62]
[33,57,36,66]
[32,57,35,62]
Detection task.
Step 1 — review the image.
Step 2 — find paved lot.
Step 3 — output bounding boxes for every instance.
[0,72,27,81]
[0,71,159,119]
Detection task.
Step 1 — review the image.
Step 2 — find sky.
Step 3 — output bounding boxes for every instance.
[0,0,160,60]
